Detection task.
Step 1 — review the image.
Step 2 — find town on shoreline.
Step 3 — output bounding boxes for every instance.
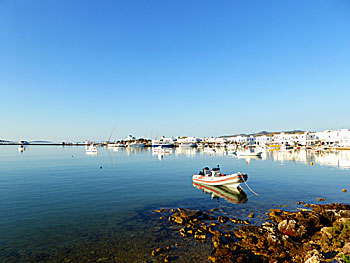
[2,128,350,150]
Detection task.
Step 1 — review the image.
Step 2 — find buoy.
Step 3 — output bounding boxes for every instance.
[100,166,102,169]
[310,162,313,166]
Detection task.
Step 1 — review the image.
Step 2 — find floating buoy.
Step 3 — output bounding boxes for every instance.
[310,162,313,166]
[100,166,103,169]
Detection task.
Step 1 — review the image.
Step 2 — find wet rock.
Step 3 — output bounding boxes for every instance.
[318,198,326,202]
[340,242,350,256]
[248,213,255,218]
[151,247,164,256]
[194,231,207,241]
[164,255,170,262]
[218,216,229,223]
[155,204,350,263]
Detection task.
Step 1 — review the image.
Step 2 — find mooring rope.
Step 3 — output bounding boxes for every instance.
[242,176,259,196]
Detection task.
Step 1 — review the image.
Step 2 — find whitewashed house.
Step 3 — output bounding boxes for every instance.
[231,136,248,144]
[255,135,272,146]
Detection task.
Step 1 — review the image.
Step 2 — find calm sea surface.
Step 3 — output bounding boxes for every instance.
[0,146,349,262]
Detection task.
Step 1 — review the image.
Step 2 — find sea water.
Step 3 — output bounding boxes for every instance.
[0,146,349,262]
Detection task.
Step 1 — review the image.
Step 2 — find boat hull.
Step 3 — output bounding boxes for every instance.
[236,152,262,157]
[192,173,247,187]
[152,143,174,148]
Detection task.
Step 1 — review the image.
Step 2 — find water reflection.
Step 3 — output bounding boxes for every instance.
[235,155,262,165]
[174,147,198,158]
[152,147,173,160]
[265,150,350,170]
[18,145,26,153]
[105,146,350,170]
[193,182,248,204]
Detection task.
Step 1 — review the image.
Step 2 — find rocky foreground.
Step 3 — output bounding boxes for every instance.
[152,203,350,263]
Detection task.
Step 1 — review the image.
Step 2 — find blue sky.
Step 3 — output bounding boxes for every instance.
[1,0,349,141]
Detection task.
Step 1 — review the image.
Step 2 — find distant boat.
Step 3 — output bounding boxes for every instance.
[192,166,248,188]
[107,143,125,148]
[152,146,172,153]
[106,125,125,148]
[236,147,262,157]
[236,151,262,157]
[152,141,175,148]
[128,142,146,148]
[179,142,197,147]
[86,144,98,154]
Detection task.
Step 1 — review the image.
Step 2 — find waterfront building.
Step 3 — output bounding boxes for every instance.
[255,135,272,146]
[176,136,201,143]
[230,135,248,144]
[125,135,136,141]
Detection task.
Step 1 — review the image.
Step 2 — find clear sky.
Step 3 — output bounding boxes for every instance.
[1,0,349,142]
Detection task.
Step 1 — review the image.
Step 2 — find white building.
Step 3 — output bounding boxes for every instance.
[255,135,272,146]
[230,135,248,144]
[176,136,201,143]
[125,135,136,141]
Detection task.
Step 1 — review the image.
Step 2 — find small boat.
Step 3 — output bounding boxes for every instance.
[179,142,197,147]
[152,142,175,148]
[128,142,146,148]
[107,143,126,148]
[236,148,262,157]
[152,146,172,154]
[86,144,98,153]
[192,166,248,188]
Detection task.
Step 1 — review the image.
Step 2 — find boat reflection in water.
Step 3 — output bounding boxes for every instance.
[193,182,248,204]
[85,144,98,156]
[152,146,173,160]
[18,145,26,153]
[235,155,262,165]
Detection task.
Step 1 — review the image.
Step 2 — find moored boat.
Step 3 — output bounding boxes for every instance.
[192,166,248,188]
[152,146,172,153]
[236,149,262,157]
[128,142,146,148]
[86,144,98,154]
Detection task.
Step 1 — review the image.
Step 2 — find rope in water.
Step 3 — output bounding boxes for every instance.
[242,176,259,196]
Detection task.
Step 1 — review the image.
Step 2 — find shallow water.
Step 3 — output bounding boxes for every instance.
[0,146,349,262]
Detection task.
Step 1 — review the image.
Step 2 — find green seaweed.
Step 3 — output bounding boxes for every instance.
[340,254,350,263]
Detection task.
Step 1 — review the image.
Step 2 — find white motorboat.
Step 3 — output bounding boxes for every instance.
[192,166,248,188]
[107,143,126,148]
[86,144,98,154]
[179,142,197,147]
[128,142,146,148]
[152,146,172,154]
[236,147,262,157]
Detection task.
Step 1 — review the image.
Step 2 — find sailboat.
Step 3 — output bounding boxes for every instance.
[107,125,125,148]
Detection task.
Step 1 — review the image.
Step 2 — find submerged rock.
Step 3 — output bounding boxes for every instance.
[154,203,350,263]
